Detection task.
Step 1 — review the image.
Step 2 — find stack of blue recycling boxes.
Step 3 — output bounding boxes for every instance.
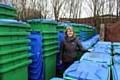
[112,42,120,80]
[81,34,100,49]
[57,32,64,69]
[64,61,110,80]
[27,32,44,80]
[92,42,112,54]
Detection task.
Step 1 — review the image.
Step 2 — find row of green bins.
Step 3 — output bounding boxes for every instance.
[79,24,96,41]
[79,24,92,31]
[42,31,58,80]
[27,19,59,80]
[0,20,32,80]
[27,19,58,32]
[0,2,17,19]
[57,22,68,32]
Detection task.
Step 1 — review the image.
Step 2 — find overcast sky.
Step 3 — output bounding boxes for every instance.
[3,0,117,18]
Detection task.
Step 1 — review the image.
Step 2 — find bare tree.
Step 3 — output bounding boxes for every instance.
[69,0,83,18]
[51,0,66,20]
[85,0,106,33]
[37,0,49,18]
[108,0,116,14]
[116,0,120,20]
[11,0,48,20]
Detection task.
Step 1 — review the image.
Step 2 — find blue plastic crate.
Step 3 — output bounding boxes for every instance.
[57,22,70,27]
[29,59,43,71]
[27,32,44,80]
[113,42,120,46]
[112,64,120,80]
[113,49,120,54]
[94,42,112,49]
[92,47,111,54]
[27,19,57,23]
[0,19,26,24]
[94,44,111,48]
[29,62,44,80]
[64,61,110,80]
[29,53,42,62]
[57,32,64,69]
[58,32,64,45]
[80,52,112,66]
[113,55,120,64]
[28,32,42,53]
[113,46,120,49]
[81,34,100,48]
[50,77,64,80]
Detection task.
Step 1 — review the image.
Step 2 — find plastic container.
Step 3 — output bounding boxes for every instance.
[80,52,112,66]
[0,39,31,51]
[0,2,16,14]
[27,32,42,53]
[43,51,57,80]
[69,23,80,32]
[27,32,44,80]
[0,12,17,19]
[0,53,31,69]
[113,49,120,55]
[113,55,120,64]
[0,60,31,80]
[42,31,58,38]
[64,61,110,80]
[113,46,120,49]
[0,46,31,61]
[81,34,100,48]
[58,32,64,45]
[27,19,57,32]
[92,47,111,54]
[43,46,58,55]
[95,42,112,46]
[113,42,120,46]
[57,22,69,32]
[42,37,58,44]
[112,64,120,80]
[0,32,30,41]
[0,20,31,32]
[29,61,44,80]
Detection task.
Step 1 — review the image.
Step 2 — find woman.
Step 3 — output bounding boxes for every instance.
[60,27,92,70]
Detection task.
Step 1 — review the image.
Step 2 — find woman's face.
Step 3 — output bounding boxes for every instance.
[67,29,74,37]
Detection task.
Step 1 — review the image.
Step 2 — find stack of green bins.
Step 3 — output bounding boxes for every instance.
[27,19,59,80]
[57,22,67,32]
[80,24,94,40]
[0,20,32,80]
[0,2,17,19]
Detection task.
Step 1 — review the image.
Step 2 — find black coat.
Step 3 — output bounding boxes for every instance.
[60,36,88,63]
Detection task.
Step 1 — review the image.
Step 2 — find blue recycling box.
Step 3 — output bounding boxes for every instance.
[64,61,110,80]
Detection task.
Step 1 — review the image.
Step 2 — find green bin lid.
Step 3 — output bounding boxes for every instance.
[0,19,31,28]
[0,2,16,11]
[0,12,17,17]
[27,19,57,24]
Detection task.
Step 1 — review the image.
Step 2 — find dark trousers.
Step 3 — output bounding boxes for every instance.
[63,62,74,71]
[57,58,77,77]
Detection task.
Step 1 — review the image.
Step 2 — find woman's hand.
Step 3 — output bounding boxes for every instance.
[88,49,93,52]
[60,60,62,64]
